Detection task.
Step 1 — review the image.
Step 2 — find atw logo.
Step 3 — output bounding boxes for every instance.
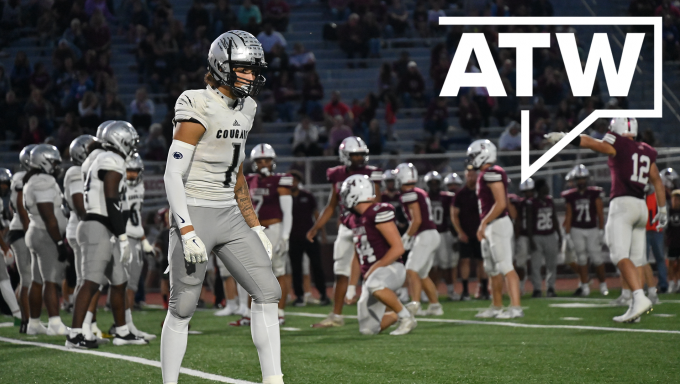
[439,17,662,182]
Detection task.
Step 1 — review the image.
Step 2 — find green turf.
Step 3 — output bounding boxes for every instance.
[1,290,679,383]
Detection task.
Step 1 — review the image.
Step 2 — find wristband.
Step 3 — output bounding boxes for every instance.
[345,285,356,300]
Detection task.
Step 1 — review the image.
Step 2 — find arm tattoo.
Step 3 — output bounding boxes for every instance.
[234,172,260,228]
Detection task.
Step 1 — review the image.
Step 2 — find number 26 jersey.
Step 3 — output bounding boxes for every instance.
[173,86,257,207]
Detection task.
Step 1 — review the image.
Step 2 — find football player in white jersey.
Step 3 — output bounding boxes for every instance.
[162,31,283,384]
[7,145,39,333]
[67,121,147,348]
[0,168,22,327]
[22,145,70,335]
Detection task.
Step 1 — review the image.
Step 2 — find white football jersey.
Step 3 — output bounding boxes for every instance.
[84,151,126,217]
[23,173,68,233]
[9,171,25,231]
[125,182,145,239]
[81,148,105,181]
[173,87,257,207]
[63,165,83,239]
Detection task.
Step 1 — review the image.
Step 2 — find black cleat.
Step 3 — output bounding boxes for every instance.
[19,321,27,334]
[318,296,331,306]
[532,290,542,298]
[546,288,557,297]
[293,297,306,307]
[572,287,583,297]
[113,332,149,346]
[460,293,471,301]
[66,333,99,349]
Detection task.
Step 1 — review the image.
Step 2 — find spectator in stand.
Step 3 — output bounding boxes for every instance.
[265,43,289,85]
[0,64,10,96]
[555,98,576,127]
[212,0,236,38]
[576,97,595,123]
[338,13,369,67]
[186,0,211,36]
[85,0,115,22]
[56,112,82,151]
[10,51,32,99]
[656,0,680,20]
[663,15,680,60]
[531,0,554,17]
[377,62,396,101]
[329,0,351,21]
[430,54,449,96]
[363,12,382,58]
[22,116,45,146]
[300,71,324,120]
[1,91,22,141]
[427,1,446,36]
[323,90,353,124]
[536,66,564,105]
[24,89,55,130]
[67,70,94,110]
[413,1,429,38]
[1,0,22,36]
[84,10,112,53]
[387,0,409,37]
[458,94,481,138]
[366,118,384,155]
[94,54,114,93]
[392,50,410,80]
[397,61,426,108]
[178,42,204,85]
[529,96,550,130]
[30,62,52,96]
[498,121,521,151]
[354,93,379,134]
[130,87,155,131]
[62,19,88,55]
[328,115,353,154]
[128,0,151,30]
[494,77,518,126]
[155,31,180,79]
[424,97,449,137]
[78,90,102,130]
[589,119,608,140]
[141,123,168,160]
[530,118,548,150]
[258,22,287,57]
[237,0,262,34]
[292,116,322,156]
[264,0,290,32]
[273,71,299,122]
[101,91,126,121]
[289,43,316,74]
[36,10,58,47]
[641,128,657,147]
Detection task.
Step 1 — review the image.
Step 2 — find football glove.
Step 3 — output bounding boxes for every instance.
[141,238,156,257]
[544,132,566,145]
[563,233,574,251]
[275,236,289,257]
[652,206,668,229]
[118,235,132,265]
[252,226,273,260]
[56,240,68,263]
[181,231,208,264]
[345,285,356,301]
[401,233,414,251]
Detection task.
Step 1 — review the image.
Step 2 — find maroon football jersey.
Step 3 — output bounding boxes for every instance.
[399,187,437,235]
[476,165,509,220]
[667,208,680,249]
[530,196,556,235]
[246,173,293,222]
[603,132,658,200]
[327,165,383,226]
[561,186,604,229]
[452,185,481,239]
[514,196,530,236]
[428,190,454,233]
[347,202,400,276]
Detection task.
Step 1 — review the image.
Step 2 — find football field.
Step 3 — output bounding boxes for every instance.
[1,291,679,384]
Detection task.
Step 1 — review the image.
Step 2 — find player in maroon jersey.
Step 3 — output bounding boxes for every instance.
[561,164,607,297]
[306,137,383,328]
[467,140,523,319]
[667,190,680,293]
[394,163,443,316]
[341,174,417,336]
[228,144,294,326]
[424,171,460,301]
[546,117,666,323]
[526,179,562,298]
[381,169,408,235]
[513,179,534,295]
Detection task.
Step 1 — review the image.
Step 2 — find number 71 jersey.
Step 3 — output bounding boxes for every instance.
[173,87,257,206]
[561,186,603,229]
[125,182,145,238]
[603,131,658,200]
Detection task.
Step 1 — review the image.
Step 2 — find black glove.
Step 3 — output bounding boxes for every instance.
[56,240,69,263]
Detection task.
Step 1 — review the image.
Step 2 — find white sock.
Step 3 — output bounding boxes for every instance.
[70,327,82,338]
[0,279,20,316]
[622,289,631,299]
[83,311,94,337]
[226,299,238,309]
[68,294,74,304]
[161,312,190,384]
[600,282,607,289]
[648,287,657,296]
[251,302,282,379]
[48,316,62,328]
[125,308,140,334]
[29,318,41,326]
[278,309,285,317]
[263,375,284,384]
[632,289,645,301]
[237,284,249,308]
[398,307,411,318]
[116,325,130,337]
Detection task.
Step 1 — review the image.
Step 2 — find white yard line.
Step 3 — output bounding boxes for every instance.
[0,337,258,384]
[286,312,680,335]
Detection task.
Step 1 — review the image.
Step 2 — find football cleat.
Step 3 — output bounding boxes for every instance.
[581,284,591,297]
[66,333,99,349]
[610,293,632,306]
[546,288,557,298]
[460,293,471,301]
[278,316,285,325]
[422,303,444,316]
[318,296,331,306]
[532,290,542,298]
[448,291,461,301]
[389,316,417,335]
[648,292,661,305]
[229,316,251,327]
[215,305,239,316]
[132,329,157,341]
[572,287,583,297]
[46,321,70,336]
[292,297,306,307]
[496,307,525,319]
[304,292,321,305]
[113,332,149,346]
[599,283,609,296]
[613,295,653,323]
[475,306,502,319]
[235,305,249,317]
[668,281,676,294]
[26,321,48,335]
[405,302,421,317]
[311,313,344,328]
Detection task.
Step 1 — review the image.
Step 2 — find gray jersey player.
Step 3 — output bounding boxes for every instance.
[161,30,283,384]
[0,168,22,327]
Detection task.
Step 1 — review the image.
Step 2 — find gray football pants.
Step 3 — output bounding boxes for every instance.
[125,238,143,292]
[168,205,281,320]
[25,227,65,284]
[10,235,37,287]
[530,233,559,291]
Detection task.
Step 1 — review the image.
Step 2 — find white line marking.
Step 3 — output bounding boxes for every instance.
[0,337,258,384]
[549,303,616,308]
[0,322,14,328]
[287,312,680,335]
[652,314,677,318]
[281,327,301,331]
[560,317,583,321]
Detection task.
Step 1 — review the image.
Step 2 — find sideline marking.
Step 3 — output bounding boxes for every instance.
[287,312,680,335]
[549,303,616,308]
[0,336,258,384]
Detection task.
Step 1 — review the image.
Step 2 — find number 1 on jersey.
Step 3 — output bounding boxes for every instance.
[224,143,242,187]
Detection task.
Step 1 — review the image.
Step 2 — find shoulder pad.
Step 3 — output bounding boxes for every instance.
[401,191,418,203]
[175,89,209,128]
[279,174,293,187]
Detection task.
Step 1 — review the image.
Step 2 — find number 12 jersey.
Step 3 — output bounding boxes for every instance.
[603,131,658,200]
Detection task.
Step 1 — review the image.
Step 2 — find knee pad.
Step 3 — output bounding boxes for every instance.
[498,258,514,276]
[630,251,647,268]
[576,252,588,267]
[169,287,201,319]
[252,279,282,304]
[483,258,499,277]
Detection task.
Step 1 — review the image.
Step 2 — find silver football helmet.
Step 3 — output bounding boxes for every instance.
[29,144,62,175]
[572,164,590,179]
[100,121,139,159]
[609,117,638,137]
[444,172,463,186]
[519,177,535,191]
[0,168,11,184]
[340,174,375,209]
[661,167,679,190]
[19,144,38,171]
[250,143,277,176]
[424,171,442,185]
[125,152,144,187]
[96,120,116,139]
[69,135,96,166]
[467,139,497,169]
[338,136,369,167]
[208,30,267,98]
[394,163,418,187]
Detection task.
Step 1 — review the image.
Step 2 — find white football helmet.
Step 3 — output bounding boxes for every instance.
[661,167,679,190]
[381,169,395,190]
[125,153,145,187]
[467,139,497,169]
[100,121,139,159]
[394,163,418,187]
[609,117,638,137]
[250,143,277,176]
[96,120,116,139]
[572,164,590,179]
[0,168,11,184]
[340,174,375,209]
[338,136,370,167]
[519,177,535,191]
[29,144,62,175]
[208,30,267,98]
[69,134,96,166]
[444,172,463,186]
[424,171,442,184]
[19,144,37,171]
